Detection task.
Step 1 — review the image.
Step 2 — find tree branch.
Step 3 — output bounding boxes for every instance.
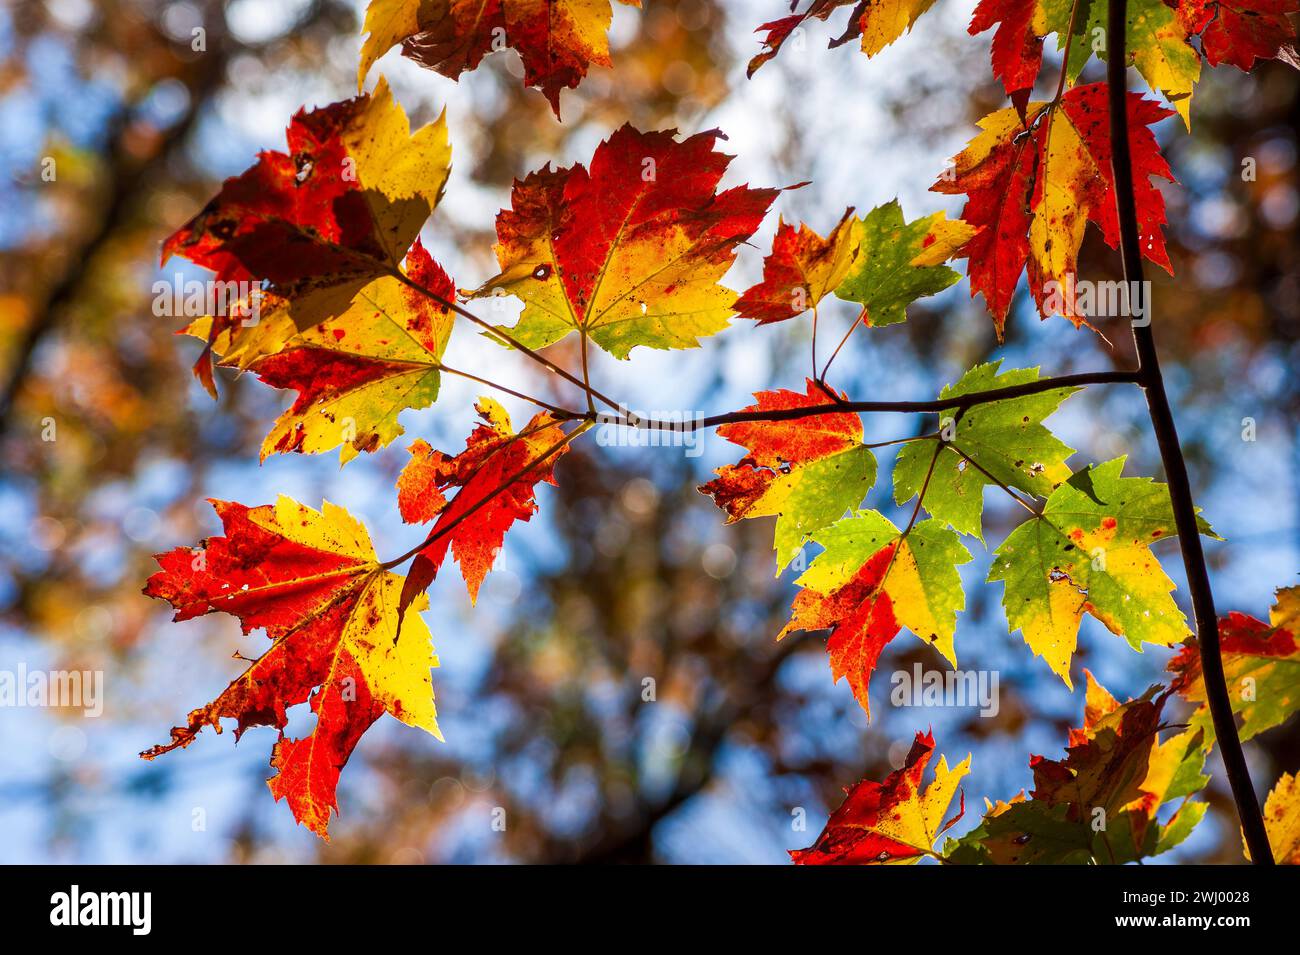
[1107,0,1272,864]
[0,0,332,438]
[593,370,1140,431]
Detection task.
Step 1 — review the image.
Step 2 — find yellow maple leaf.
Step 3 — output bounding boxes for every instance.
[1249,771,1300,864]
[859,0,940,57]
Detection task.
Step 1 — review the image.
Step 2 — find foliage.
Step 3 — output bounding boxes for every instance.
[128,0,1300,859]
[142,498,440,839]
[1170,585,1300,746]
[791,729,969,864]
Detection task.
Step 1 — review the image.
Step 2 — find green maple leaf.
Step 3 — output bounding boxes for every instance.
[773,447,879,571]
[780,511,972,716]
[832,200,974,327]
[1045,0,1201,127]
[893,362,1078,540]
[988,457,1214,687]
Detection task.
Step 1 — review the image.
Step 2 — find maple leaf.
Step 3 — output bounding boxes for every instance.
[141,497,440,840]
[1029,676,1204,823]
[946,673,1207,864]
[1058,0,1202,128]
[162,77,451,333]
[792,730,969,864]
[968,0,1048,97]
[748,12,821,77]
[186,241,456,464]
[358,0,641,117]
[181,290,297,381]
[1179,0,1300,72]
[1251,770,1300,864]
[780,510,972,717]
[698,379,876,571]
[396,398,573,609]
[893,362,1078,540]
[732,209,859,324]
[1034,0,1289,127]
[1169,585,1300,747]
[748,0,939,76]
[989,457,1213,687]
[469,125,779,359]
[933,83,1175,337]
[832,200,977,327]
[855,0,941,55]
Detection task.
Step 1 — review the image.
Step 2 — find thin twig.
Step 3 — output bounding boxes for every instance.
[596,370,1139,431]
[438,362,583,418]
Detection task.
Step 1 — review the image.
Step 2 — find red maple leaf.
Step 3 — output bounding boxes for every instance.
[933,83,1175,336]
[779,541,901,716]
[732,209,857,324]
[792,730,968,864]
[472,124,781,359]
[1179,0,1300,71]
[396,399,572,611]
[362,0,642,117]
[968,0,1044,97]
[707,379,861,477]
[142,498,440,839]
[162,79,449,330]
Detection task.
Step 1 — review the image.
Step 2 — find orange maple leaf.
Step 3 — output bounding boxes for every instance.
[396,398,573,610]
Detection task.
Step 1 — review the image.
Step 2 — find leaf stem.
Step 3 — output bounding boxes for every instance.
[437,362,584,418]
[871,440,943,598]
[1106,0,1272,864]
[390,267,622,412]
[901,441,943,539]
[947,442,1042,517]
[819,305,866,384]
[811,303,820,381]
[863,432,939,451]
[1053,0,1085,105]
[579,329,596,415]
